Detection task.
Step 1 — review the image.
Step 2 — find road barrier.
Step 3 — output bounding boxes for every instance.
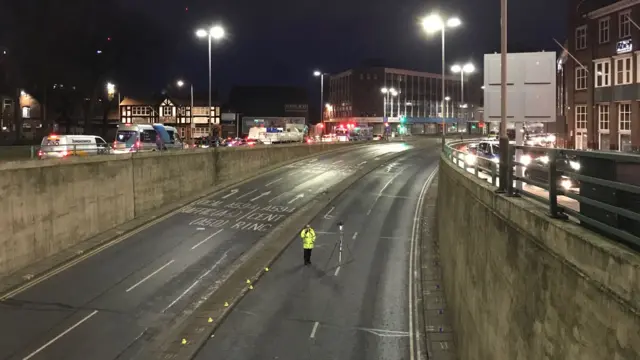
[444,139,640,250]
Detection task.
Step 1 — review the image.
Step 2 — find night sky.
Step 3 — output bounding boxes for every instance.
[112,0,566,97]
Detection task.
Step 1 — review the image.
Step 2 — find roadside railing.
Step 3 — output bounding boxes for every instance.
[443,139,640,250]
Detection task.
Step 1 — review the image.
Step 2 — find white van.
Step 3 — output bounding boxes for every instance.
[38,134,110,159]
[113,123,184,153]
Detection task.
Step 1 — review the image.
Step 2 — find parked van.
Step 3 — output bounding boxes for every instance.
[113,124,184,153]
[38,134,110,159]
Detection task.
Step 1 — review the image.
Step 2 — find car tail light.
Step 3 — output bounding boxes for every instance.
[113,140,117,149]
[61,150,69,157]
[38,150,43,157]
[135,140,141,148]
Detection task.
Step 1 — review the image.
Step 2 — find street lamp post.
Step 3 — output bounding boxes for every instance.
[451,63,475,133]
[177,80,194,141]
[196,25,225,140]
[422,14,461,147]
[313,70,328,134]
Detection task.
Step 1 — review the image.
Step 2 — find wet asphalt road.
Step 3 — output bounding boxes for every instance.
[193,148,440,360]
[0,143,414,360]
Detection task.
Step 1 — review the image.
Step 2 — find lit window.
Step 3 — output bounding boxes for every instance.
[21,106,30,118]
[576,25,587,50]
[163,106,173,116]
[598,104,609,130]
[619,10,631,38]
[575,67,587,90]
[619,103,631,131]
[575,105,587,130]
[599,17,610,43]
[615,56,633,85]
[594,59,611,87]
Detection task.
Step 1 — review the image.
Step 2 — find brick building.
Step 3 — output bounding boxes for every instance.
[566,0,640,151]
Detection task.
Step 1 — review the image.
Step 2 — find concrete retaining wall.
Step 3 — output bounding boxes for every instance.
[0,143,354,277]
[436,154,640,360]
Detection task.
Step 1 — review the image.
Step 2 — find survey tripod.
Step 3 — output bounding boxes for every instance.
[324,221,354,272]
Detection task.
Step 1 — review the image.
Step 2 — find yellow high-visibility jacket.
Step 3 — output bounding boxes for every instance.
[300,228,316,249]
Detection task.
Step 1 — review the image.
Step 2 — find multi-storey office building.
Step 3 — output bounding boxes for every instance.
[326,66,477,134]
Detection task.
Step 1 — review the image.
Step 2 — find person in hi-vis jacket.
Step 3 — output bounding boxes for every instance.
[300,224,316,265]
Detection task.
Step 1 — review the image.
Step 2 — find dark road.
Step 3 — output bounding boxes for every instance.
[193,149,440,360]
[0,143,415,360]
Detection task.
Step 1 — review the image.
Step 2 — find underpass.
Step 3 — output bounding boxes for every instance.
[0,143,413,360]
[192,148,440,360]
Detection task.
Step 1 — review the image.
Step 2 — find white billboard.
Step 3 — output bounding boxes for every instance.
[483,52,556,123]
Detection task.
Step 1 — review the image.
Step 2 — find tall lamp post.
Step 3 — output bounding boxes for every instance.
[451,63,475,133]
[176,80,194,141]
[196,25,225,139]
[313,70,329,134]
[381,87,397,137]
[421,14,461,147]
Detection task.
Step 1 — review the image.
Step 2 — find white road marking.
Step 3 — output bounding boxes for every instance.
[250,191,271,202]
[357,161,367,166]
[358,327,410,337]
[237,189,257,200]
[352,232,358,240]
[366,166,407,215]
[315,231,336,235]
[191,229,223,250]
[221,189,239,199]
[163,250,228,312]
[323,206,335,219]
[265,178,282,187]
[310,322,320,338]
[332,160,344,164]
[236,208,259,222]
[196,227,205,230]
[334,266,341,276]
[22,310,99,360]
[409,167,438,360]
[269,193,285,203]
[126,260,175,293]
[288,194,304,204]
[163,280,200,313]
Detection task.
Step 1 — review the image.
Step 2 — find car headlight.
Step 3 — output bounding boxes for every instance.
[520,154,532,166]
[465,153,477,165]
[570,161,580,171]
[561,179,572,189]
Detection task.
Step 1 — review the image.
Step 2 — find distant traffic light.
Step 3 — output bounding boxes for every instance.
[471,124,477,129]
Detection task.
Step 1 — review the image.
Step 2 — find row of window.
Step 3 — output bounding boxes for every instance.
[575,103,631,131]
[575,55,639,89]
[127,106,217,117]
[576,9,631,49]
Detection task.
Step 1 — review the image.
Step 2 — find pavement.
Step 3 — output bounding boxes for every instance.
[0,142,416,360]
[192,149,440,360]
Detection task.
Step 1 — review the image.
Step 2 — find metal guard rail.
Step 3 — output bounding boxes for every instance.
[443,139,640,250]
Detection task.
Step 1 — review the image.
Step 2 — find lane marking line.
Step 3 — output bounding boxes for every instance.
[269,193,285,203]
[236,207,259,222]
[323,206,335,219]
[334,266,341,276]
[409,166,438,360]
[332,160,344,164]
[366,166,408,215]
[310,321,320,338]
[352,232,358,240]
[22,310,99,360]
[126,260,175,293]
[191,229,223,250]
[237,189,257,200]
[1,202,188,300]
[357,161,367,166]
[163,280,200,313]
[265,178,282,187]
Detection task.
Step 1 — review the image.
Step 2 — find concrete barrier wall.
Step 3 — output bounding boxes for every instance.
[437,154,640,360]
[0,143,354,277]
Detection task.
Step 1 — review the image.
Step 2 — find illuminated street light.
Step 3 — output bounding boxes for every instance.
[421,13,462,142]
[313,70,329,132]
[445,96,451,101]
[196,25,226,136]
[451,62,475,124]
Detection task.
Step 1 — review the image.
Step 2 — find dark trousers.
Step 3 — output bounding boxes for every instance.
[303,249,312,264]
